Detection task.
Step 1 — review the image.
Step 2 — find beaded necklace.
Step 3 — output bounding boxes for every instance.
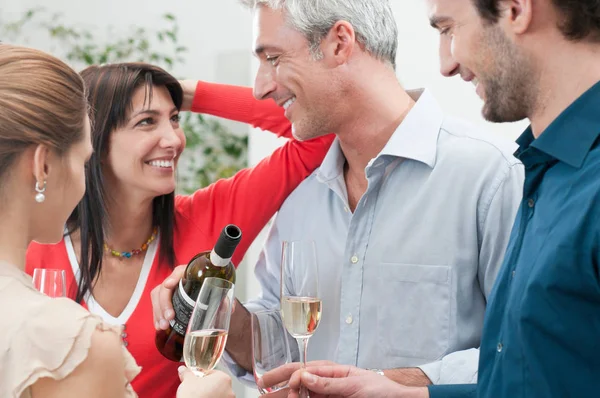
[104,227,158,258]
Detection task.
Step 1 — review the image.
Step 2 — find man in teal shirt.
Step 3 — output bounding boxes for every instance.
[264,0,600,397]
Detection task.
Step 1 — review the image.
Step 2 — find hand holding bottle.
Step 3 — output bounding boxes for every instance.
[151,269,239,329]
[152,264,187,331]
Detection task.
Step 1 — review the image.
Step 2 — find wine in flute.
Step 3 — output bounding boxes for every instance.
[184,329,228,374]
[281,296,322,338]
[281,241,320,398]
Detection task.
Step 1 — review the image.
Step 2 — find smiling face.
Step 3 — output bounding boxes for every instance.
[251,6,342,141]
[104,84,184,200]
[427,0,537,122]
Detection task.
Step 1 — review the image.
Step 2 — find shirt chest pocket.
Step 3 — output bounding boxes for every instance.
[376,263,451,361]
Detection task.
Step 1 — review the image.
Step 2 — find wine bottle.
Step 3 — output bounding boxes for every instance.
[155,224,241,361]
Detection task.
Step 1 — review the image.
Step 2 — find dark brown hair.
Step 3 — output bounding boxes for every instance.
[0,44,87,185]
[474,0,600,42]
[69,63,183,303]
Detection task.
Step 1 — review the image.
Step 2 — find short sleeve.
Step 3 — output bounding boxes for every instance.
[1,297,141,398]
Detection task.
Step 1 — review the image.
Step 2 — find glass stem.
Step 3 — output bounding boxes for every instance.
[297,337,310,398]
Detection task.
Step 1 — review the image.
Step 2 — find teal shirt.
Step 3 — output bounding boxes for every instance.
[430,81,600,398]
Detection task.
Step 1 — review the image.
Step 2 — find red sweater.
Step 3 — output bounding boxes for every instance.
[26,81,332,398]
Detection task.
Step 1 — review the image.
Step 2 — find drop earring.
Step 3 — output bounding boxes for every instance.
[35,181,46,203]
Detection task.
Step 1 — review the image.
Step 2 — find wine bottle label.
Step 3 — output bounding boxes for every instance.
[210,249,230,267]
[170,280,207,335]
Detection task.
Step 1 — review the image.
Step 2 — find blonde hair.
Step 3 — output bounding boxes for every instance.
[0,43,88,182]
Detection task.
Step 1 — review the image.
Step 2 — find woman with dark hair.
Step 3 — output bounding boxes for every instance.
[0,45,236,398]
[25,62,332,397]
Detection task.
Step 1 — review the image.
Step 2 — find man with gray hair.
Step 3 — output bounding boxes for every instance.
[152,0,523,393]
[257,0,600,397]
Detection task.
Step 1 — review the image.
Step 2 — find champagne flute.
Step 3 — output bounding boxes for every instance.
[183,277,234,377]
[280,240,321,398]
[251,309,294,394]
[32,268,66,297]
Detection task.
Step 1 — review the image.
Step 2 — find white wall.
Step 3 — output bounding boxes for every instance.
[0,0,254,82]
[1,1,528,397]
[393,0,529,138]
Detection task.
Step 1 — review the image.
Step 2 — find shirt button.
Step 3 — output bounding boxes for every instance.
[345,314,353,324]
[351,255,359,264]
[344,206,350,213]
[497,342,503,352]
[527,198,535,208]
[511,270,516,279]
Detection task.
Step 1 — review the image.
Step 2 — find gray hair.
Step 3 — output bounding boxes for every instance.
[240,0,398,68]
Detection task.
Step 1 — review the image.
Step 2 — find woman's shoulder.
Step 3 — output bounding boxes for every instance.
[0,288,140,397]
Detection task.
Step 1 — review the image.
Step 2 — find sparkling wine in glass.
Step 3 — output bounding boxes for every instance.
[32,268,66,298]
[183,277,234,376]
[280,240,321,398]
[251,309,294,394]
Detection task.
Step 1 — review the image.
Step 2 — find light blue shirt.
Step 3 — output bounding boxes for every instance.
[227,89,524,385]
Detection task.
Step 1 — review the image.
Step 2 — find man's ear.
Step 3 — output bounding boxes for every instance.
[502,0,534,35]
[321,20,357,66]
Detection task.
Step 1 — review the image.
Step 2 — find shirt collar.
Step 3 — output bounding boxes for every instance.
[516,80,600,168]
[316,138,346,182]
[317,88,443,182]
[379,89,443,168]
